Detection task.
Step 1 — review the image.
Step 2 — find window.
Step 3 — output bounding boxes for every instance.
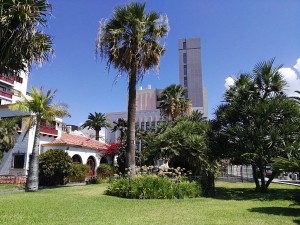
[13,154,25,169]
[183,53,187,64]
[135,122,139,130]
[184,77,188,87]
[184,65,187,75]
[0,86,6,92]
[141,122,144,130]
[151,121,155,128]
[146,122,150,130]
[183,41,186,49]
[184,91,188,98]
[15,76,23,84]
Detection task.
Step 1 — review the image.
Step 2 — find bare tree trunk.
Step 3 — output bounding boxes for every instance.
[266,171,276,189]
[25,120,40,192]
[252,164,260,192]
[126,70,137,176]
[259,165,267,193]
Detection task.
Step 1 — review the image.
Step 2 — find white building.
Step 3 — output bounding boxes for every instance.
[0,72,107,179]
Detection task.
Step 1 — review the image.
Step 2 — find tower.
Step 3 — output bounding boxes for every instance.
[178,38,207,117]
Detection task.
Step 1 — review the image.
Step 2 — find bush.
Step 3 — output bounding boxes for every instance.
[68,164,89,183]
[97,164,114,178]
[106,175,201,199]
[39,149,73,186]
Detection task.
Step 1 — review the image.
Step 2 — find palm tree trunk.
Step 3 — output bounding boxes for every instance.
[126,70,137,176]
[25,120,40,192]
[95,128,100,141]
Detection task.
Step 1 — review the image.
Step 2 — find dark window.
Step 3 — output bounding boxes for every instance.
[184,91,188,98]
[151,121,155,128]
[183,53,187,64]
[13,154,25,168]
[135,122,139,130]
[146,122,150,130]
[184,65,187,75]
[183,41,186,49]
[141,122,144,130]
[15,76,23,84]
[184,77,188,87]
[0,86,6,92]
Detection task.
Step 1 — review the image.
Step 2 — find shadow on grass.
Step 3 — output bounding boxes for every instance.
[248,207,300,217]
[215,186,300,201]
[294,219,300,224]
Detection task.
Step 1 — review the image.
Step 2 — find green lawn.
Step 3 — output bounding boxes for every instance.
[0,184,24,191]
[0,181,299,225]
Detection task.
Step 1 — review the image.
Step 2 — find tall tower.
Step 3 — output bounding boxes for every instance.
[178,38,207,117]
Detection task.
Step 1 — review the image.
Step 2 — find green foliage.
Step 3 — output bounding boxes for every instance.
[210,59,300,192]
[68,163,89,183]
[272,157,300,173]
[97,164,114,179]
[0,117,20,155]
[0,0,53,74]
[106,175,201,199]
[39,149,73,186]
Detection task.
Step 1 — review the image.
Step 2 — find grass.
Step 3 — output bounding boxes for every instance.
[0,184,24,191]
[0,181,299,225]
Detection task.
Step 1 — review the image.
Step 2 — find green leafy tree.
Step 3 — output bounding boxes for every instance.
[9,86,70,192]
[0,117,20,159]
[96,2,168,175]
[39,149,73,186]
[0,0,53,74]
[81,112,110,141]
[210,59,300,192]
[159,84,191,121]
[112,118,127,143]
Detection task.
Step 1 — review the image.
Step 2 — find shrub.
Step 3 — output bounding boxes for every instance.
[68,163,89,183]
[39,149,73,186]
[97,164,114,178]
[106,175,201,199]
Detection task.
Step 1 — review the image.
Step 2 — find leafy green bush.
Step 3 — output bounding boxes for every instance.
[106,175,201,199]
[97,164,114,178]
[39,149,73,186]
[68,163,89,183]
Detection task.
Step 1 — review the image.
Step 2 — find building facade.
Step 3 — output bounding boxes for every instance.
[178,38,208,118]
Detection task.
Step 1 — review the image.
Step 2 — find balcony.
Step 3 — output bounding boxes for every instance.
[0,90,13,99]
[40,125,58,136]
[0,74,15,85]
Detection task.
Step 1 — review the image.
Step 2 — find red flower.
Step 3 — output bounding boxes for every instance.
[106,142,122,156]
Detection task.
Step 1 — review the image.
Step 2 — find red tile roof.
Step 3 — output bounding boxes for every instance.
[44,133,107,151]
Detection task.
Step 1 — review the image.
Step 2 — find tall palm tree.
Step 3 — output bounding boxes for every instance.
[112,118,127,143]
[0,117,20,158]
[81,112,110,141]
[96,2,168,174]
[159,84,191,121]
[9,86,70,192]
[0,0,53,74]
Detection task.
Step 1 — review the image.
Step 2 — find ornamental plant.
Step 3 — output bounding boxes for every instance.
[106,142,122,156]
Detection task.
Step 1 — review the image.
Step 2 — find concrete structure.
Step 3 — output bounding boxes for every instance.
[178,38,208,118]
[0,71,28,105]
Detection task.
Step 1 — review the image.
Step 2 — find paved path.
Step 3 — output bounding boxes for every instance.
[272,179,300,187]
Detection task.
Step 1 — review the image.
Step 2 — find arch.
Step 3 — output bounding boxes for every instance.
[86,156,96,176]
[100,156,107,164]
[72,154,82,164]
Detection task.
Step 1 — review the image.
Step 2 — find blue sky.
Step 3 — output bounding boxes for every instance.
[29,0,300,125]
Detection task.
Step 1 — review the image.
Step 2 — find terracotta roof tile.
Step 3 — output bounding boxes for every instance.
[46,133,107,151]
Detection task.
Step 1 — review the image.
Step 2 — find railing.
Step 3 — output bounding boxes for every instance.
[0,175,27,184]
[40,125,58,136]
[0,90,13,99]
[0,74,14,84]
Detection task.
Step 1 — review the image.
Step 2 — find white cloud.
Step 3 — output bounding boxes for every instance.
[279,67,300,96]
[294,58,300,72]
[224,77,235,89]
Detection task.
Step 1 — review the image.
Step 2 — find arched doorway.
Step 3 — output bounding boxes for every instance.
[87,156,96,176]
[100,156,107,164]
[72,154,82,164]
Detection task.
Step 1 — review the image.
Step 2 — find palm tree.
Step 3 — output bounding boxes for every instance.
[159,84,191,121]
[96,2,168,174]
[0,0,53,74]
[81,112,110,141]
[0,117,20,158]
[112,118,127,143]
[9,86,70,192]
